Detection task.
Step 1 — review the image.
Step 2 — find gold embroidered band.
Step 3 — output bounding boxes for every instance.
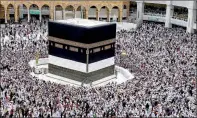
[49,36,115,49]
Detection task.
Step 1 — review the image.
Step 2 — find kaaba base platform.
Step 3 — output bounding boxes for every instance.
[29,58,134,87]
[48,64,115,84]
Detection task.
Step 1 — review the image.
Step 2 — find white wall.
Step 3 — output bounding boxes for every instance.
[144,1,167,5]
[111,9,119,18]
[55,11,63,20]
[116,22,137,31]
[123,9,127,17]
[172,1,191,8]
[171,18,188,27]
[75,11,82,18]
[99,8,108,18]
[88,8,97,17]
[143,15,165,22]
[65,11,74,19]
[193,23,196,29]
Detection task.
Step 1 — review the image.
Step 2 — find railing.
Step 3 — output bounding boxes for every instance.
[143,15,165,22]
[172,16,187,22]
[171,18,187,27]
[172,13,188,21]
[144,12,166,17]
[8,9,50,15]
[8,8,127,16]
[142,14,189,28]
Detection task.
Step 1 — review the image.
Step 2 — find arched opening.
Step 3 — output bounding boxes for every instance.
[0,4,5,23]
[130,1,137,14]
[29,4,40,21]
[173,6,188,21]
[17,4,27,22]
[41,5,50,21]
[99,6,109,21]
[88,6,98,20]
[144,3,166,17]
[122,5,127,21]
[76,6,86,19]
[55,5,63,20]
[129,1,137,23]
[7,4,15,22]
[111,6,120,22]
[65,5,74,19]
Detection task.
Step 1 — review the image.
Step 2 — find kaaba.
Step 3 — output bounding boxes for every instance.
[48,19,116,84]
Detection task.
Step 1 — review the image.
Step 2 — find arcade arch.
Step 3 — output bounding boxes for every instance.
[55,5,63,20]
[29,4,40,20]
[123,5,127,20]
[7,4,14,22]
[65,5,75,19]
[0,4,5,23]
[17,4,28,22]
[76,6,86,19]
[99,6,109,21]
[41,5,50,20]
[111,6,120,22]
[88,6,98,20]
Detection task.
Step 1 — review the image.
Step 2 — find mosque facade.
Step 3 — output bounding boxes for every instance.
[0,0,130,23]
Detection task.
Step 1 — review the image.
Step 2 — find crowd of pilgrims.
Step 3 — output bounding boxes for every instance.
[144,6,188,21]
[0,18,196,117]
[144,5,166,17]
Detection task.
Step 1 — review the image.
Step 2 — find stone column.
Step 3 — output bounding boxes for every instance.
[136,1,144,25]
[73,9,76,18]
[5,9,7,23]
[54,7,56,20]
[27,7,30,22]
[15,7,19,22]
[96,10,99,21]
[165,5,174,28]
[63,9,65,20]
[19,5,23,19]
[107,10,111,22]
[49,7,54,20]
[85,10,88,19]
[187,8,195,33]
[119,10,123,22]
[127,4,130,19]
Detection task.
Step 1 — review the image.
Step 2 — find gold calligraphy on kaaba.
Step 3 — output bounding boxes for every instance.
[70,47,78,52]
[93,48,101,53]
[48,36,115,49]
[104,45,111,50]
[55,43,63,49]
[49,36,115,53]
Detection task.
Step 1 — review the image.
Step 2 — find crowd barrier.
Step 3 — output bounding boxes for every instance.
[116,22,137,31]
[115,65,134,80]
